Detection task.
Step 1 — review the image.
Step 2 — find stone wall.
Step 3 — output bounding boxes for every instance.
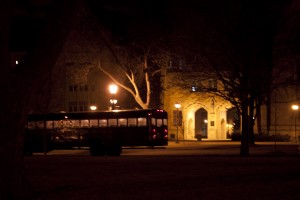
[164,71,232,141]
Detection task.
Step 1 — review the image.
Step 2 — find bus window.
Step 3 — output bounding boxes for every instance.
[81,120,89,127]
[108,118,117,127]
[151,118,156,126]
[128,118,137,127]
[90,119,98,128]
[54,120,62,128]
[36,121,44,129]
[157,119,163,127]
[118,118,127,127]
[99,119,107,127]
[138,118,147,127]
[46,121,54,129]
[63,120,71,128]
[27,121,35,129]
[72,120,80,128]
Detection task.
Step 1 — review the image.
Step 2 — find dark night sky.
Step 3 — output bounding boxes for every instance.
[10,0,53,51]
[10,0,295,54]
[10,0,231,48]
[10,17,45,51]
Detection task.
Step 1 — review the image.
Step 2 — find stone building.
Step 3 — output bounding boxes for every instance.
[48,28,132,113]
[43,27,300,142]
[10,1,299,142]
[11,24,298,142]
[162,70,299,142]
[163,71,233,141]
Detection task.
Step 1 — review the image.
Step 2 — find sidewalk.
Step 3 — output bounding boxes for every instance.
[167,140,300,156]
[31,141,300,157]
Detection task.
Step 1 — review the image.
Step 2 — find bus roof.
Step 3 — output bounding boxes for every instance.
[27,109,167,121]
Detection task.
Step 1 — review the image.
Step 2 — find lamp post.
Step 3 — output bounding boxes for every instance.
[292,104,299,143]
[109,84,118,110]
[110,99,118,109]
[175,103,181,143]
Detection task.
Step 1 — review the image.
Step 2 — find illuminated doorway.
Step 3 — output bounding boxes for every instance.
[226,107,240,139]
[195,108,208,140]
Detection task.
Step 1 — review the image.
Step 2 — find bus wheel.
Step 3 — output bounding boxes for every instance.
[23,150,33,156]
[89,143,106,156]
[106,145,122,156]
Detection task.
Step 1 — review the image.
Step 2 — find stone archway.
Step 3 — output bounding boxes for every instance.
[188,118,194,139]
[195,108,208,140]
[220,118,226,140]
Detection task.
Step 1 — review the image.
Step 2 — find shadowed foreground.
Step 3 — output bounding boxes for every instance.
[25,143,300,200]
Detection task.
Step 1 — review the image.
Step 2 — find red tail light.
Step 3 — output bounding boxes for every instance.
[164,128,168,139]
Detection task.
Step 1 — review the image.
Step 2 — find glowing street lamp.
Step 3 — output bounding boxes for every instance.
[174,103,181,143]
[109,84,118,94]
[292,104,299,143]
[90,105,97,111]
[109,84,118,110]
[292,105,299,111]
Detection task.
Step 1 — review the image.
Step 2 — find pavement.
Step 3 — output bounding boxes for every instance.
[32,141,300,157]
[24,141,300,200]
[169,141,300,155]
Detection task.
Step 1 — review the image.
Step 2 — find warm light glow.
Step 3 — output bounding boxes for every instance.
[15,60,19,65]
[204,119,208,123]
[292,105,299,110]
[90,105,97,111]
[109,84,118,94]
[110,99,118,104]
[174,103,181,109]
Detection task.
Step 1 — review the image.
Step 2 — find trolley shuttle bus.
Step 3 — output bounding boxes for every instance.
[24,109,168,156]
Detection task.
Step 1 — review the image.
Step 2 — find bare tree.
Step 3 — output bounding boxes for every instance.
[79,1,171,109]
[169,0,294,156]
[203,1,294,156]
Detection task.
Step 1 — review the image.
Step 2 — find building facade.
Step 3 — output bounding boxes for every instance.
[11,27,298,142]
[163,71,233,141]
[162,70,299,142]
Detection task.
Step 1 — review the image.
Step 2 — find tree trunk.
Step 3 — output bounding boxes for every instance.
[0,0,31,198]
[0,1,79,198]
[256,103,262,135]
[267,92,272,134]
[240,101,250,156]
[249,97,255,144]
[1,121,31,199]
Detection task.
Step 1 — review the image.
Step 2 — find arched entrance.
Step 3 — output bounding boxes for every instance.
[195,108,208,140]
[226,107,240,138]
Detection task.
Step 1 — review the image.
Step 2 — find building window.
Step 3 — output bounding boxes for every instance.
[191,85,197,92]
[68,101,73,112]
[209,79,217,90]
[173,110,182,126]
[90,84,95,92]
